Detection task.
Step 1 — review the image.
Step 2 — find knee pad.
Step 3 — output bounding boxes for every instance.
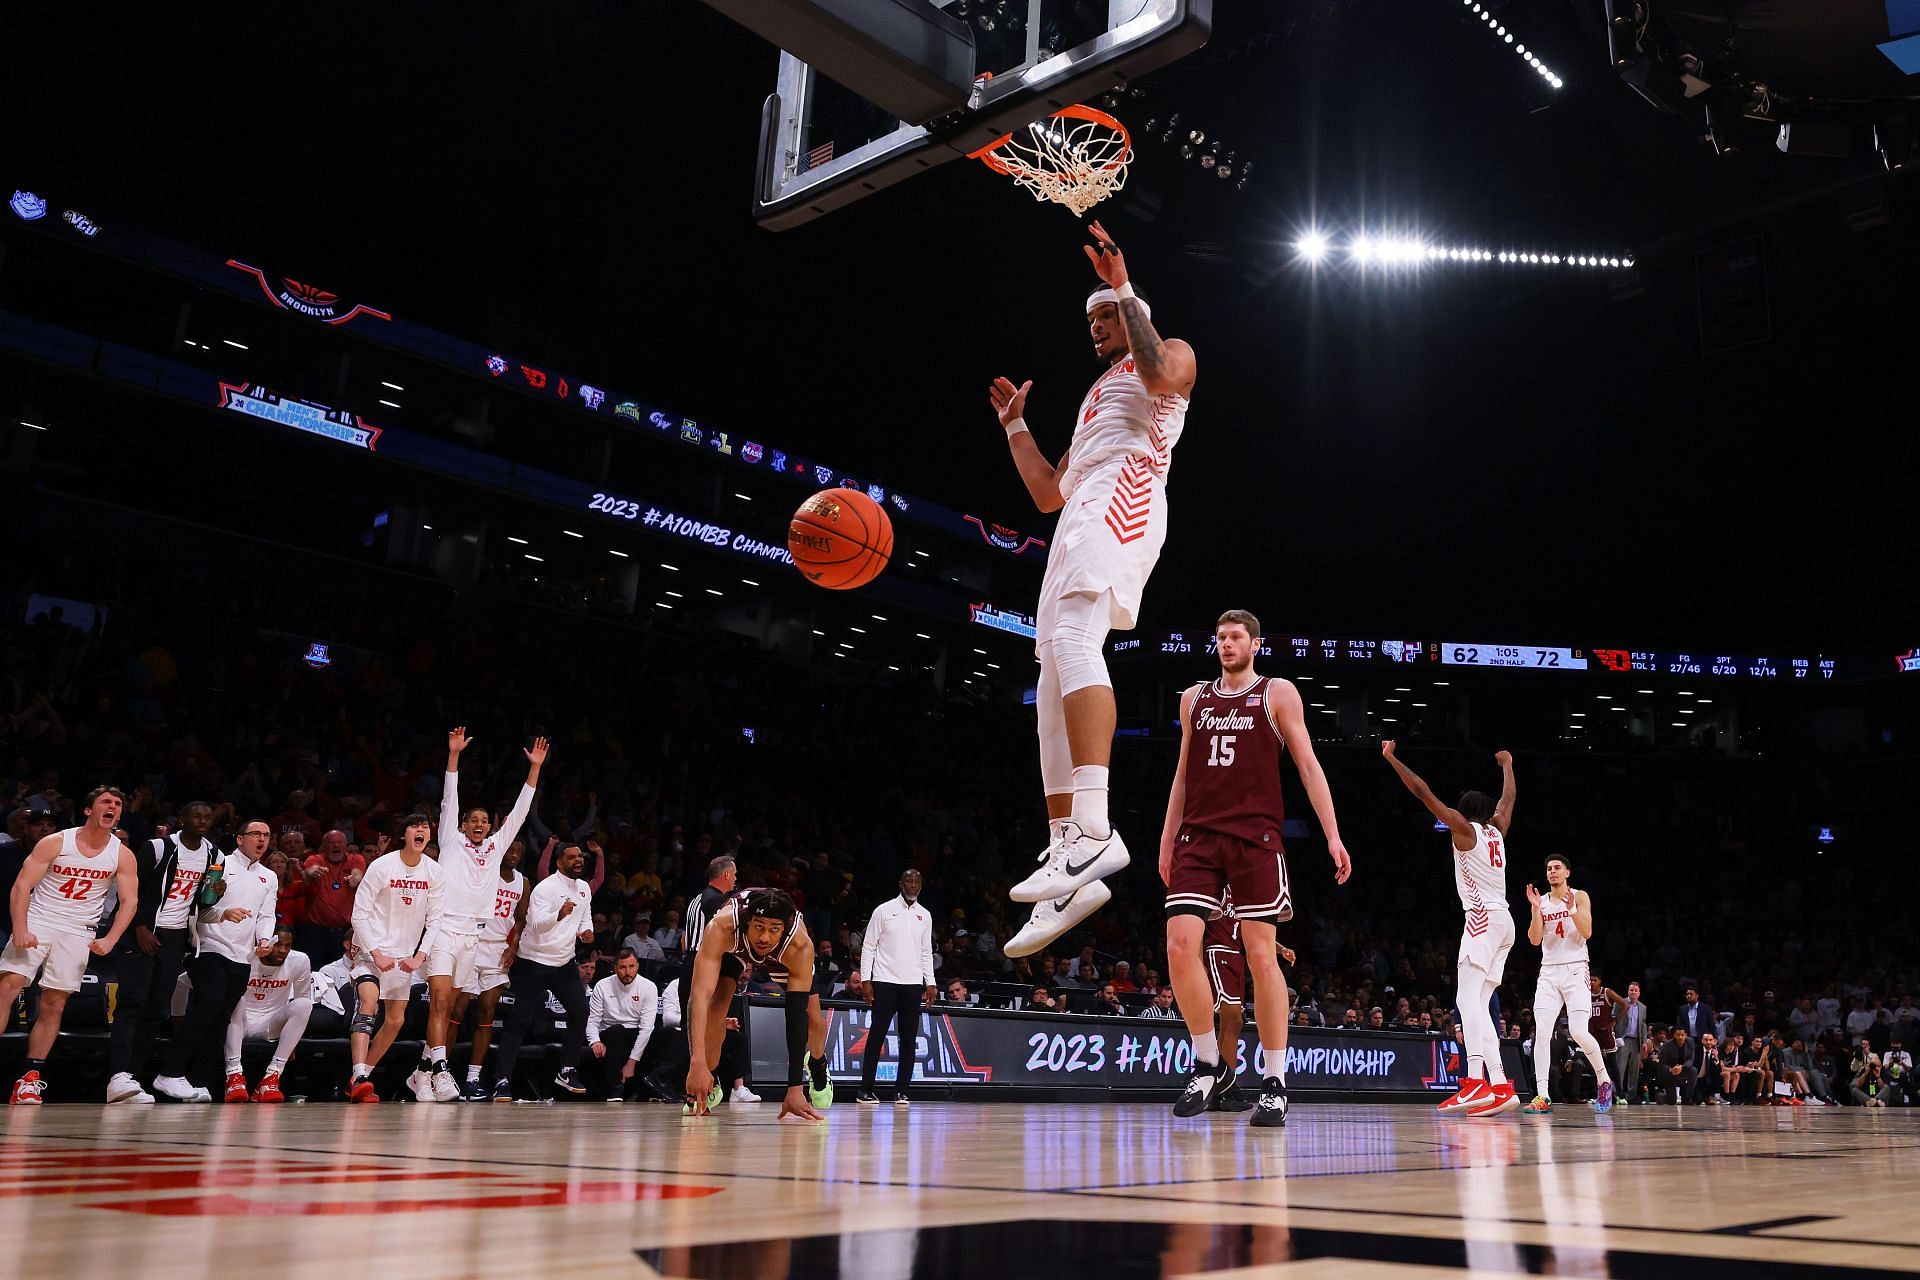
[350,1010,379,1037]
[1044,596,1111,696]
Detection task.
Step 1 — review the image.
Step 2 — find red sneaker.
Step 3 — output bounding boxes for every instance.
[1467,1081,1521,1117]
[253,1072,284,1104]
[223,1072,251,1103]
[10,1071,45,1106]
[348,1078,379,1104]
[1438,1078,1492,1114]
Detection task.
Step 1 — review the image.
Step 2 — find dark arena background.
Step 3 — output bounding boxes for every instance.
[3,2,1919,1277]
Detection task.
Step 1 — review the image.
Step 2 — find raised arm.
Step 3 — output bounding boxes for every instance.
[491,737,547,849]
[1158,684,1201,886]
[1266,680,1351,883]
[441,727,470,840]
[1525,882,1545,947]
[1085,221,1196,397]
[1492,750,1516,835]
[991,377,1068,514]
[1381,740,1475,850]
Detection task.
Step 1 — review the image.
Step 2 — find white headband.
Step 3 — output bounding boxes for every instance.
[1086,286,1149,320]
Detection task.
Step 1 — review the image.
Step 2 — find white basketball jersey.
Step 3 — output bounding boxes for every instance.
[27,827,123,937]
[1058,355,1188,501]
[242,950,312,1018]
[1453,822,1510,923]
[480,870,526,945]
[1538,890,1589,965]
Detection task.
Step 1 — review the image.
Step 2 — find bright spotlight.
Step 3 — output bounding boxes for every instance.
[1294,230,1330,262]
[1350,235,1375,263]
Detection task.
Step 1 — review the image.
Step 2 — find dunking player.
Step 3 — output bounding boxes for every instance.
[1381,742,1520,1117]
[1161,611,1352,1125]
[1522,856,1613,1114]
[0,786,139,1104]
[452,838,529,1100]
[684,887,831,1122]
[996,221,1197,957]
[416,727,544,1102]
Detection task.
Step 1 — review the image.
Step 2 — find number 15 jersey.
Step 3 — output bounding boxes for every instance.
[1455,822,1511,929]
[1181,677,1286,845]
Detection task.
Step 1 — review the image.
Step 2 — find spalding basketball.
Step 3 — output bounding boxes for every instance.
[788,487,893,590]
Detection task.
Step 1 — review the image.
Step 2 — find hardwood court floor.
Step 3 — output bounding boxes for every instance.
[2,1100,1916,1278]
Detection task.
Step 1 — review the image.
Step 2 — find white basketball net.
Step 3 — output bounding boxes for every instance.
[981,112,1132,218]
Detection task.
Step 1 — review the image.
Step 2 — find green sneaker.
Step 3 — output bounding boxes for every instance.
[805,1054,835,1110]
[682,1083,724,1116]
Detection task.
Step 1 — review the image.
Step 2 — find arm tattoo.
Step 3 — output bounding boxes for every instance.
[1117,298,1171,385]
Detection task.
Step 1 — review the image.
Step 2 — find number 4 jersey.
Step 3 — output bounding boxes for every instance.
[1180,677,1286,844]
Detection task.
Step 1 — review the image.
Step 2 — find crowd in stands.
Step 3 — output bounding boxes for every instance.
[2,520,1914,1104]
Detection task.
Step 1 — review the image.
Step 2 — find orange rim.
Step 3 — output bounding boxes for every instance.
[969,104,1132,176]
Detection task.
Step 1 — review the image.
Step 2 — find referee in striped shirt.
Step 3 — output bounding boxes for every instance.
[676,856,737,1040]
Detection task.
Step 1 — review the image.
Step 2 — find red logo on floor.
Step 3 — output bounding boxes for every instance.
[0,1146,721,1215]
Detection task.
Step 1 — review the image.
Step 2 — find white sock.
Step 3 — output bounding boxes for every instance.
[224,1060,243,1075]
[428,1045,446,1066]
[352,1063,369,1080]
[467,1064,483,1082]
[1193,1030,1220,1067]
[1049,817,1070,845]
[1269,1054,1287,1086]
[1070,765,1110,838]
[1486,1058,1509,1087]
[267,1057,287,1076]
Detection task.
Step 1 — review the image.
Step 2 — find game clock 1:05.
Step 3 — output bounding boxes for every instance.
[1443,644,1587,670]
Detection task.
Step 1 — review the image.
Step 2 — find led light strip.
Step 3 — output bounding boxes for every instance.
[1461,0,1563,90]
[1295,231,1633,269]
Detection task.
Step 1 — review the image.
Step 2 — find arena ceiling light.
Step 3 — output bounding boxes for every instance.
[1295,228,1633,271]
[380,380,405,391]
[1461,0,1563,89]
[506,536,529,545]
[609,549,629,558]
[563,529,584,538]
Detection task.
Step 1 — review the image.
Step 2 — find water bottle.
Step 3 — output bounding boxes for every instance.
[198,855,227,908]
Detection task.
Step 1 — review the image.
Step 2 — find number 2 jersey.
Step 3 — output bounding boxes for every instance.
[1180,677,1286,845]
[28,827,124,938]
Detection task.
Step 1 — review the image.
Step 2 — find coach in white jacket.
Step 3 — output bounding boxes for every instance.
[586,949,659,1100]
[852,870,936,1104]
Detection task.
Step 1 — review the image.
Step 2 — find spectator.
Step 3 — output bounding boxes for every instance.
[1614,981,1648,1103]
[1110,961,1136,994]
[1138,967,1161,997]
[585,948,659,1101]
[1142,987,1178,1019]
[1779,1037,1832,1105]
[1846,996,1876,1045]
[622,916,665,961]
[1658,1027,1699,1104]
[1884,1039,1913,1105]
[1674,985,1715,1044]
[271,790,323,849]
[1367,1007,1387,1031]
[942,978,972,1006]
[268,849,311,930]
[1340,1007,1362,1030]
[1066,945,1098,983]
[1096,983,1127,1016]
[1030,985,1063,1012]
[1852,1055,1890,1107]
[652,908,683,956]
[298,829,366,965]
[1788,996,1819,1047]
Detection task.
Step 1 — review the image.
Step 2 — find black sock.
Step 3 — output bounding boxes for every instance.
[25,1058,45,1074]
[809,1055,829,1090]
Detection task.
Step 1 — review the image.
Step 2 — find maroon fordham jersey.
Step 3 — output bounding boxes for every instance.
[1181,676,1287,844]
[1203,890,1240,951]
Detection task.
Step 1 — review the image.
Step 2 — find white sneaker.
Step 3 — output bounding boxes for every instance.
[730,1085,761,1104]
[1010,823,1129,903]
[407,1068,440,1103]
[1004,878,1113,957]
[152,1075,206,1103]
[106,1072,154,1104]
[1010,829,1067,903]
[430,1066,461,1102]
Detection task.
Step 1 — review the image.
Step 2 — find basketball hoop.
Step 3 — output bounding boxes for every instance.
[970,105,1133,218]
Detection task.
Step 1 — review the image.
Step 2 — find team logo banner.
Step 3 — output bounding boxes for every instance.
[217,383,381,451]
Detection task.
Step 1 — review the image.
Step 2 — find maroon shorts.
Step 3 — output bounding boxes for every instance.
[1165,825,1293,922]
[1205,944,1247,1007]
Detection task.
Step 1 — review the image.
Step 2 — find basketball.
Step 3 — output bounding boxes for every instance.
[788,487,893,590]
